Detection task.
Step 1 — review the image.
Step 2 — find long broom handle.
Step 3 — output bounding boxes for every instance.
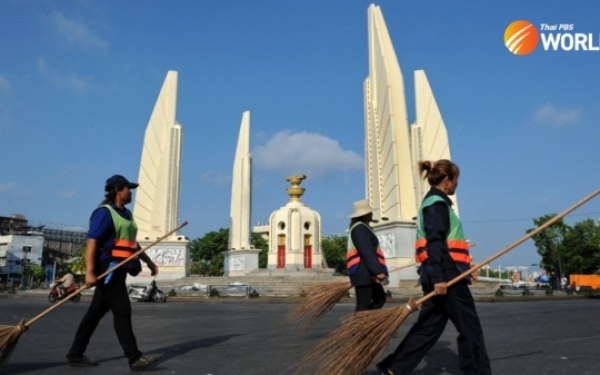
[24,221,188,328]
[388,262,416,274]
[415,187,600,307]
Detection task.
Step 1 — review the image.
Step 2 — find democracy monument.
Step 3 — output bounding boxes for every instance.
[362,4,456,286]
[130,4,456,285]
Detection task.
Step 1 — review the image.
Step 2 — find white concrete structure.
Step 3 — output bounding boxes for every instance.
[136,243,189,281]
[364,5,457,284]
[411,70,458,211]
[228,111,252,251]
[364,5,457,220]
[132,70,189,281]
[364,4,416,224]
[224,111,259,276]
[267,176,323,272]
[133,71,183,240]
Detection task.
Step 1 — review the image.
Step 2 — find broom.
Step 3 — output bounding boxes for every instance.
[288,262,416,329]
[298,187,600,375]
[0,221,188,365]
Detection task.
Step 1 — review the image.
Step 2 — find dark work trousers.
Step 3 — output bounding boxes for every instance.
[378,280,491,375]
[67,270,142,363]
[354,283,387,311]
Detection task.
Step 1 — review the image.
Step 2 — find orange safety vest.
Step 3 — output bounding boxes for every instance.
[414,195,471,268]
[346,222,387,275]
[103,204,138,259]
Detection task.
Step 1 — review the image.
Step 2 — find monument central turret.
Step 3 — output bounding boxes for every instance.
[267,175,324,272]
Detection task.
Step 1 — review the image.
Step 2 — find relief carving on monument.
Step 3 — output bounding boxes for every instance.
[231,257,245,271]
[147,248,185,267]
[377,233,396,258]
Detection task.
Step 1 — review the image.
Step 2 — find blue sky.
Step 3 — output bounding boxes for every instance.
[1,0,599,270]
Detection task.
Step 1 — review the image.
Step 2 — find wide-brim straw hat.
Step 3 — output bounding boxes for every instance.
[350,199,375,218]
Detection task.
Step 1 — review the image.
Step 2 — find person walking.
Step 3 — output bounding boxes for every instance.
[66,174,158,371]
[52,271,75,298]
[346,199,389,311]
[377,160,491,375]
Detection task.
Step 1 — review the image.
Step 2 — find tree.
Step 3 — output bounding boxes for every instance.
[251,233,269,268]
[31,264,45,280]
[561,219,600,274]
[190,228,229,276]
[69,244,87,277]
[529,216,600,276]
[189,228,270,276]
[529,215,568,278]
[24,264,44,287]
[322,235,348,275]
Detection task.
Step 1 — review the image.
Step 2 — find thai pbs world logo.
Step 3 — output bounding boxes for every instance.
[504,20,600,55]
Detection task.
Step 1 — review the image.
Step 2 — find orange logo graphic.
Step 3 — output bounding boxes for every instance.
[504,20,539,55]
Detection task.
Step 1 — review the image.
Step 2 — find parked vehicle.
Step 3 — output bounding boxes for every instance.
[569,274,600,296]
[48,283,81,303]
[128,279,166,303]
[513,280,531,289]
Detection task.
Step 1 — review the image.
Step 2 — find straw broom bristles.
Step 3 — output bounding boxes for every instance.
[0,321,26,365]
[288,263,416,329]
[296,187,600,375]
[289,281,352,328]
[0,222,188,366]
[297,298,418,375]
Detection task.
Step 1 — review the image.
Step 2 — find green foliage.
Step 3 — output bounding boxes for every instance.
[322,235,348,275]
[529,216,600,276]
[190,228,228,276]
[190,228,229,262]
[189,262,203,275]
[189,261,223,277]
[189,228,269,276]
[529,215,568,276]
[251,233,269,268]
[561,219,600,274]
[30,264,45,279]
[68,244,87,276]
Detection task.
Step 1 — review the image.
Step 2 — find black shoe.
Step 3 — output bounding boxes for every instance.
[66,355,98,367]
[129,356,156,371]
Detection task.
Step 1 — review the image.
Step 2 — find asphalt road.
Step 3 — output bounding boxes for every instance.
[0,296,599,375]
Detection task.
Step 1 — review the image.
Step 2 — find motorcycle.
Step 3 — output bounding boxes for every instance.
[48,283,81,303]
[128,279,166,303]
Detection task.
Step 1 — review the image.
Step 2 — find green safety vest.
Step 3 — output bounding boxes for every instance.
[414,195,471,268]
[103,204,138,259]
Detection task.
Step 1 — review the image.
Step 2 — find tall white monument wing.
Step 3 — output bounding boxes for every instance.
[364,4,417,222]
[229,111,252,250]
[133,71,182,240]
[411,70,458,212]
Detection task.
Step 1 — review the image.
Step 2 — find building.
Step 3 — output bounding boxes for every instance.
[0,215,85,283]
[0,233,43,282]
[1,215,43,281]
[42,227,87,265]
